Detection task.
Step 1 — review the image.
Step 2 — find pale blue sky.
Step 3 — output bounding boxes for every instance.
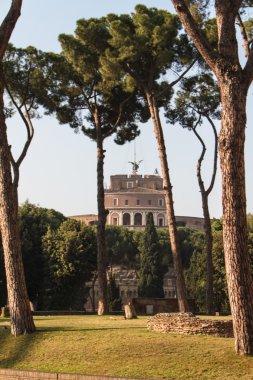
[2,1,253,218]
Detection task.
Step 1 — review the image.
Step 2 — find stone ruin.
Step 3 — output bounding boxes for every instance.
[147,312,233,338]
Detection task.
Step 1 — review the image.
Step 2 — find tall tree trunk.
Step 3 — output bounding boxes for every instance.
[194,128,215,315]
[95,109,108,315]
[219,77,253,355]
[146,92,189,312]
[172,0,253,357]
[200,192,214,315]
[0,67,35,335]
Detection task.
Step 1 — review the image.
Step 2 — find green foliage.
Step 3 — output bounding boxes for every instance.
[202,19,218,50]
[3,45,43,119]
[33,17,148,145]
[178,227,205,269]
[211,230,230,313]
[166,72,220,130]
[156,229,173,269]
[138,213,164,298]
[157,227,205,273]
[107,272,122,311]
[42,219,96,310]
[211,218,223,232]
[185,221,229,313]
[6,203,253,314]
[105,226,139,268]
[185,248,206,309]
[103,5,193,101]
[0,202,65,308]
[18,202,66,308]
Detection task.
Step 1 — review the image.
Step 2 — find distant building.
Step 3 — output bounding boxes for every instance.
[70,170,204,312]
[85,266,177,312]
[69,214,98,225]
[104,173,204,230]
[69,172,204,230]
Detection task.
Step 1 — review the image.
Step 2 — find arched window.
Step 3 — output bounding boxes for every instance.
[134,213,142,226]
[123,213,131,226]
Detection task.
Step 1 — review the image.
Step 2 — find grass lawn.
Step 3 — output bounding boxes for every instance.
[1,315,253,380]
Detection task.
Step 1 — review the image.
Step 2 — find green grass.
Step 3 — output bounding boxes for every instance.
[0,315,253,379]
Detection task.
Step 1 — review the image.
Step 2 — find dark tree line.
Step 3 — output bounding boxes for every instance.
[3,203,249,317]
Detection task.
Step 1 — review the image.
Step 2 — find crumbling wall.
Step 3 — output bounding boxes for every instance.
[147,312,233,338]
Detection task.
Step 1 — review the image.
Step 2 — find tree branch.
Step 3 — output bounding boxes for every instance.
[243,43,253,86]
[103,94,133,140]
[120,61,145,90]
[0,0,22,60]
[20,62,33,108]
[16,105,34,169]
[215,2,241,64]
[5,82,34,188]
[192,116,206,192]
[236,12,250,58]
[187,105,218,197]
[156,58,197,99]
[171,0,217,71]
[205,114,218,196]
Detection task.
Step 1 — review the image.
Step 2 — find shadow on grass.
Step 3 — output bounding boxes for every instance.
[36,326,146,332]
[0,327,41,368]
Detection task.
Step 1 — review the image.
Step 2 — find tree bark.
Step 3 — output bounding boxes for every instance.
[193,126,216,315]
[0,0,22,60]
[0,66,35,335]
[94,109,108,315]
[172,0,253,356]
[201,192,214,315]
[218,77,253,354]
[146,92,189,312]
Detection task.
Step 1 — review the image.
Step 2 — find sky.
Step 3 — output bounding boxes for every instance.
[1,1,253,219]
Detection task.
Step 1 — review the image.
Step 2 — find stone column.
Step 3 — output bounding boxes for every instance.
[143,212,147,226]
[154,212,158,226]
[117,211,122,226]
[108,212,112,225]
[130,211,134,226]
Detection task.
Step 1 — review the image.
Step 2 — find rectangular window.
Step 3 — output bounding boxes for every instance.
[158,218,163,227]
[125,200,128,206]
[136,199,140,205]
[113,218,118,226]
[148,200,152,205]
[113,198,118,206]
[127,182,133,189]
[158,199,164,207]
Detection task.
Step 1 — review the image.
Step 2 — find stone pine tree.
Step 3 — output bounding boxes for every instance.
[172,0,253,355]
[138,212,164,298]
[166,73,220,315]
[101,5,196,311]
[35,18,148,315]
[3,46,61,316]
[0,0,35,335]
